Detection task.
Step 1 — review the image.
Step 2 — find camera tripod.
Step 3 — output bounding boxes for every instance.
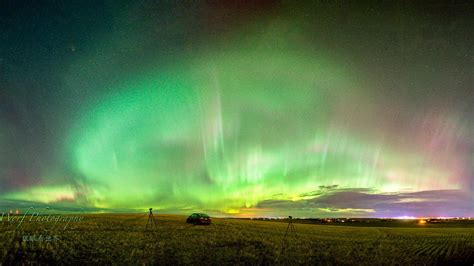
[145,208,157,231]
[283,216,297,241]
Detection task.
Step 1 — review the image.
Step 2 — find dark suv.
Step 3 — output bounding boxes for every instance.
[186,213,212,225]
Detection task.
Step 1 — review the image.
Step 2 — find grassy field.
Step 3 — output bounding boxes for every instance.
[1,214,473,265]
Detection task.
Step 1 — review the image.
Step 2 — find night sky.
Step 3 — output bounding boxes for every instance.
[1,1,473,217]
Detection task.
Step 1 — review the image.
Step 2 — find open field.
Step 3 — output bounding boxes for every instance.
[1,214,473,265]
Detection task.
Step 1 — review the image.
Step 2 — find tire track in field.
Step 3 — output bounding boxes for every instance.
[408,232,472,261]
[430,242,447,257]
[412,240,434,256]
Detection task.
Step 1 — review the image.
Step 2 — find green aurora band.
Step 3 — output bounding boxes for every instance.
[1,4,471,217]
[67,38,463,214]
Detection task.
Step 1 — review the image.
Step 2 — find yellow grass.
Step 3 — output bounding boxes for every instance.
[0,214,473,264]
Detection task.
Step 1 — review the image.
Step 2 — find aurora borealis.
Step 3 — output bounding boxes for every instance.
[1,1,473,217]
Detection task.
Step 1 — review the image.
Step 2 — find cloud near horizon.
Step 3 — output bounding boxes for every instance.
[256,188,472,218]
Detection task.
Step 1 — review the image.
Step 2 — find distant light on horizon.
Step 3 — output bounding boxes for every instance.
[394,216,417,220]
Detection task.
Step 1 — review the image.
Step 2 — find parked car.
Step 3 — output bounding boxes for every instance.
[186,213,212,225]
